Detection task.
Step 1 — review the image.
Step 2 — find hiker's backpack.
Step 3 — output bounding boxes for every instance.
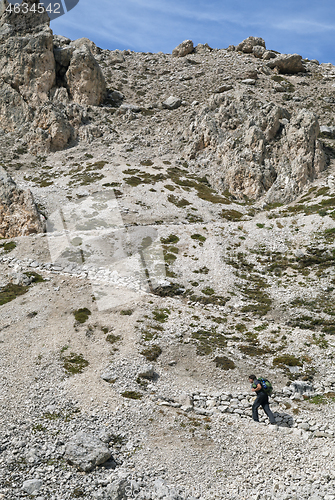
[258,377,273,395]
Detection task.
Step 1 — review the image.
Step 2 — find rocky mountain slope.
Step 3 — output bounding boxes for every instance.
[1,3,335,499]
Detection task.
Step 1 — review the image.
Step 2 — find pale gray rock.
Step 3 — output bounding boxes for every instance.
[64,432,111,472]
[252,46,266,58]
[172,39,194,57]
[320,125,335,138]
[267,53,306,74]
[213,85,233,93]
[0,166,45,238]
[137,364,155,379]
[236,36,266,53]
[241,79,256,85]
[65,44,106,105]
[262,50,277,60]
[187,97,325,202]
[109,49,125,64]
[163,96,182,110]
[22,479,43,495]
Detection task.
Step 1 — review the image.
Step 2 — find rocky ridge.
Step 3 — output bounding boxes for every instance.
[1,4,335,499]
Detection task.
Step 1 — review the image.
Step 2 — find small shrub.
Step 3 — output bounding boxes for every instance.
[161,234,179,244]
[121,391,142,399]
[213,356,236,370]
[120,309,133,315]
[0,241,16,253]
[24,271,44,283]
[141,345,162,361]
[0,283,28,306]
[106,334,121,344]
[73,308,91,323]
[273,354,302,367]
[191,234,206,243]
[62,353,89,375]
[152,308,170,323]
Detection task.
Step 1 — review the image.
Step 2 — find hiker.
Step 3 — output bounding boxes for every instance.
[248,374,276,425]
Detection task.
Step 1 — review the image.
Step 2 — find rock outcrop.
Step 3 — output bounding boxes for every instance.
[267,53,306,74]
[0,0,106,152]
[172,39,194,57]
[64,432,112,472]
[0,166,45,237]
[187,96,326,202]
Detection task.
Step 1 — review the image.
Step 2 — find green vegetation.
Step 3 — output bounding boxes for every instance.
[73,308,91,323]
[273,354,302,367]
[192,328,227,355]
[106,333,121,344]
[121,391,143,399]
[165,167,231,204]
[24,271,44,283]
[220,209,243,221]
[239,345,271,356]
[191,233,206,243]
[120,309,133,315]
[152,308,170,323]
[140,159,154,166]
[0,283,28,306]
[141,345,162,361]
[213,356,236,369]
[161,234,179,244]
[0,241,16,253]
[62,353,89,375]
[168,195,190,207]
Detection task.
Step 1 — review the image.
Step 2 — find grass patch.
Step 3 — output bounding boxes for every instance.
[238,345,271,356]
[161,234,179,244]
[192,329,227,355]
[0,283,28,306]
[62,353,89,375]
[106,334,121,344]
[191,233,206,243]
[141,345,162,361]
[121,391,143,399]
[220,209,243,221]
[152,308,170,323]
[0,241,16,253]
[24,271,44,283]
[273,354,302,367]
[168,195,190,208]
[73,308,91,324]
[213,356,236,369]
[120,309,133,315]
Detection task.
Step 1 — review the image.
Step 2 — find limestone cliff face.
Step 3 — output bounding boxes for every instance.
[0,166,45,237]
[0,0,106,152]
[187,96,326,203]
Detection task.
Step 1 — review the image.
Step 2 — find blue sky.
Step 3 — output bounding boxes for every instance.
[51,0,335,64]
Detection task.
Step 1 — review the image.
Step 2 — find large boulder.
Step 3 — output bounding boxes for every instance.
[172,39,194,57]
[0,166,45,238]
[267,53,306,74]
[64,44,106,105]
[64,432,112,472]
[236,36,266,53]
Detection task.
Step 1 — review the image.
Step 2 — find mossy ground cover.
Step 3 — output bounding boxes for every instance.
[191,328,227,355]
[141,345,162,361]
[73,308,91,323]
[166,167,231,204]
[62,353,89,375]
[0,241,16,253]
[0,283,29,306]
